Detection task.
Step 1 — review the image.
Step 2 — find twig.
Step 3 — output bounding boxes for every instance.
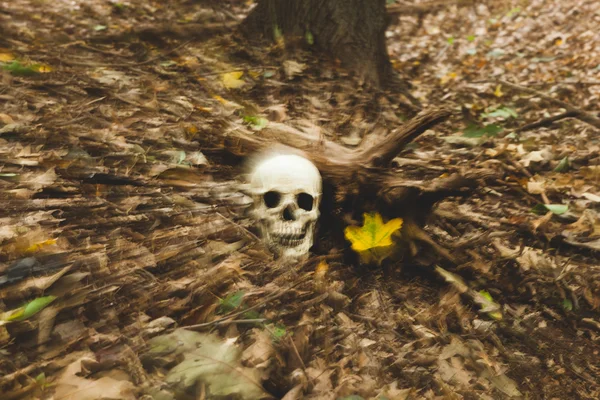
[184,274,311,331]
[288,335,307,372]
[136,40,191,66]
[498,80,600,130]
[195,318,267,328]
[515,111,578,133]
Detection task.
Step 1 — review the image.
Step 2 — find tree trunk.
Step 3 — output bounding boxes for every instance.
[241,0,392,87]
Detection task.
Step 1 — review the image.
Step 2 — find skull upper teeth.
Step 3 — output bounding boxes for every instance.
[248,154,322,259]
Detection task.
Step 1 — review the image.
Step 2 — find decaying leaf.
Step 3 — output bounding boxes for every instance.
[282,60,306,80]
[53,353,136,400]
[146,329,271,399]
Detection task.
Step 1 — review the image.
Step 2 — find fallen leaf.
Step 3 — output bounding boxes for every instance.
[53,353,136,400]
[494,84,503,97]
[244,115,269,131]
[241,328,274,369]
[222,71,246,89]
[532,203,568,215]
[553,156,570,172]
[25,238,57,253]
[1,295,57,325]
[440,71,457,85]
[2,60,39,76]
[344,213,403,264]
[283,60,306,80]
[147,329,271,399]
[463,123,502,138]
[0,51,15,62]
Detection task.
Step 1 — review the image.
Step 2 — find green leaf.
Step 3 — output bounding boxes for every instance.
[553,156,569,172]
[6,296,57,321]
[218,291,244,313]
[271,324,287,341]
[2,60,40,76]
[93,25,107,31]
[447,37,455,45]
[478,290,503,321]
[562,298,573,311]
[242,310,262,320]
[531,204,569,215]
[243,115,268,131]
[463,123,503,138]
[305,30,314,45]
[467,35,476,42]
[36,372,46,384]
[218,291,245,314]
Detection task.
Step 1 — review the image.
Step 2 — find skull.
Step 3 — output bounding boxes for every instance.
[248,154,322,259]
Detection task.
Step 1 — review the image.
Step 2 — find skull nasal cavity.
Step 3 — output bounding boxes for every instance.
[283,206,295,221]
[263,191,280,208]
[297,193,314,211]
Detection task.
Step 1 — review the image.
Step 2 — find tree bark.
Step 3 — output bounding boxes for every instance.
[241,0,392,87]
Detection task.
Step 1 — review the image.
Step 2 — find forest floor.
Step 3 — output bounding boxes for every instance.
[1,0,600,399]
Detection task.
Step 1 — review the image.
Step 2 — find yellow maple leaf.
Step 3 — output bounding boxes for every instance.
[25,238,57,253]
[221,71,246,89]
[494,84,503,97]
[344,213,403,264]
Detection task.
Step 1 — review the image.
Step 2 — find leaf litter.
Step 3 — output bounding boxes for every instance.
[0,0,600,399]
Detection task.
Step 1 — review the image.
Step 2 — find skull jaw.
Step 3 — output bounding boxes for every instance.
[273,240,312,260]
[260,221,316,260]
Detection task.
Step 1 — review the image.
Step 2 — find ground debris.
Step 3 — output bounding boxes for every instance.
[0,0,599,399]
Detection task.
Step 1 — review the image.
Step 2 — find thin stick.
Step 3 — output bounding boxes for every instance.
[184,275,310,331]
[499,80,600,130]
[515,111,578,133]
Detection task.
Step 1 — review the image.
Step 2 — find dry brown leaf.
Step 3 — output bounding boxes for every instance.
[53,353,136,400]
[241,328,274,370]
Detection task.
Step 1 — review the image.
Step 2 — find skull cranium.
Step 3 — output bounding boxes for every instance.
[248,154,321,259]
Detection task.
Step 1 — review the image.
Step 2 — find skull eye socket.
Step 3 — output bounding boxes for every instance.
[263,191,281,208]
[297,193,314,211]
